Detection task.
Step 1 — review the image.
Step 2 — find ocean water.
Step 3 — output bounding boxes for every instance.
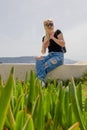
[0,56,77,64]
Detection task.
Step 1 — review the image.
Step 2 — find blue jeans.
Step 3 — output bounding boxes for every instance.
[36,52,64,82]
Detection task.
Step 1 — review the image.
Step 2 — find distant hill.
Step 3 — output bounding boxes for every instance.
[0,56,77,64]
[64,58,77,64]
[0,56,35,63]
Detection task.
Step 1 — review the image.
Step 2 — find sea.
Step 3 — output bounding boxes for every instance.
[0,56,77,64]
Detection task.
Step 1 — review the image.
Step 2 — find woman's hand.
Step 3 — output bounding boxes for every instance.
[49,32,54,39]
[44,41,49,48]
[35,56,43,60]
[50,32,65,47]
[41,37,49,54]
[41,41,49,54]
[43,35,50,48]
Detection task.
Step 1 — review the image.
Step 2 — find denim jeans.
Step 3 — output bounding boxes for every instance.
[36,52,64,82]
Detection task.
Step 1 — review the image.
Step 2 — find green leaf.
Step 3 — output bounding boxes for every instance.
[69,78,86,130]
[28,71,35,113]
[22,114,34,130]
[76,83,82,111]
[15,110,25,130]
[15,110,34,130]
[84,98,87,112]
[0,67,15,130]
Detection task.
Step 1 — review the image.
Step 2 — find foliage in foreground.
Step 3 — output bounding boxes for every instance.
[0,68,87,130]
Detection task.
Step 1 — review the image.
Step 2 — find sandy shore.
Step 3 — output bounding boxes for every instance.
[0,63,87,81]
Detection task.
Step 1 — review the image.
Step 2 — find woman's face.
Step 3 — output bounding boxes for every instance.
[44,20,54,32]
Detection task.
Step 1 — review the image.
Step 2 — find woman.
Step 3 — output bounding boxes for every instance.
[36,19,66,86]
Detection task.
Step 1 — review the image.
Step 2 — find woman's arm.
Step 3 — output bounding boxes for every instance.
[41,36,50,54]
[50,32,65,47]
[41,42,46,54]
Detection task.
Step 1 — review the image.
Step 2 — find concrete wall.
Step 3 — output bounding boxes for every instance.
[46,64,87,80]
[0,63,87,81]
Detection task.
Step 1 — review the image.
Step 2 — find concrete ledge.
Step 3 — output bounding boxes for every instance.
[0,63,35,81]
[47,64,87,80]
[0,63,87,81]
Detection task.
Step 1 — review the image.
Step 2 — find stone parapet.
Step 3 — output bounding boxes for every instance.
[0,63,87,81]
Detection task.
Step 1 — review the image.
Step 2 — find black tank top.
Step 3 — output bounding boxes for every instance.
[42,29,66,53]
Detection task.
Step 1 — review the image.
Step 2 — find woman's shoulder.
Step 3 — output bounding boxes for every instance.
[42,36,45,42]
[54,29,62,38]
[55,29,62,34]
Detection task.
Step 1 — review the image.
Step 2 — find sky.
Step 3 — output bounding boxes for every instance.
[0,0,87,61]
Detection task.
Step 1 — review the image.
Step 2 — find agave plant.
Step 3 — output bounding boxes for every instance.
[0,69,87,130]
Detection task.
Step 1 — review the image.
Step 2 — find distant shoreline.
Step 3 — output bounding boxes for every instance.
[0,56,77,64]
